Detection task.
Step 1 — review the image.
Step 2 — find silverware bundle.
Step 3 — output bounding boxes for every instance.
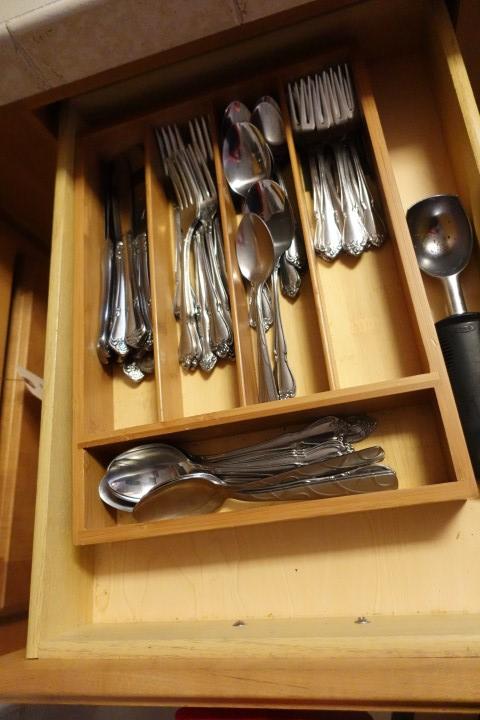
[309,142,385,260]
[155,117,234,372]
[288,62,386,261]
[222,96,307,402]
[98,413,398,519]
[96,148,154,383]
[288,64,356,134]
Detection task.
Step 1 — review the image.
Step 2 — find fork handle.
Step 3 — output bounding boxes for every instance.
[254,282,278,403]
[271,267,296,400]
[179,224,201,368]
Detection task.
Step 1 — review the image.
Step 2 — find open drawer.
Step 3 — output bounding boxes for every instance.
[22,0,480,711]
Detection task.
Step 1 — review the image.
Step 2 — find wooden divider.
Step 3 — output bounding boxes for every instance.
[70,46,477,546]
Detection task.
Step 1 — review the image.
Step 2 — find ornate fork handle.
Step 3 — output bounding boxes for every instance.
[271,267,296,399]
[97,234,114,363]
[125,233,149,349]
[254,282,278,403]
[135,231,153,349]
[193,229,217,372]
[198,233,231,359]
[109,238,129,358]
[179,223,201,369]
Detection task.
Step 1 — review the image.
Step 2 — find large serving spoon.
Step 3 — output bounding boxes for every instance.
[236,213,278,401]
[245,179,296,399]
[133,463,396,522]
[106,445,384,504]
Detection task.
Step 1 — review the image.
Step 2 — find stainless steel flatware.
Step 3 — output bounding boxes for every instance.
[155,117,234,371]
[236,213,278,402]
[245,179,296,399]
[132,463,397,521]
[222,122,271,197]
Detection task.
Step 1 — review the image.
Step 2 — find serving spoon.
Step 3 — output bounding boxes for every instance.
[106,446,384,504]
[133,462,396,522]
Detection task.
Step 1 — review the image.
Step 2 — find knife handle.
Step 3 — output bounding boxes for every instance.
[236,446,384,490]
[436,312,480,478]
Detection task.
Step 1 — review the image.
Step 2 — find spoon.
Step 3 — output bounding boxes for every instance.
[236,213,278,402]
[106,444,383,504]
[133,463,396,522]
[251,99,306,272]
[99,474,136,513]
[251,99,286,150]
[105,435,353,490]
[222,122,271,198]
[245,179,296,398]
[222,100,251,137]
[406,194,473,315]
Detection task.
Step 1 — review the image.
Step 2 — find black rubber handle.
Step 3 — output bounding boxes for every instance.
[436,312,480,478]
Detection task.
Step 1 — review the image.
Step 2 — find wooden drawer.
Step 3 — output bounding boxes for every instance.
[13,0,480,710]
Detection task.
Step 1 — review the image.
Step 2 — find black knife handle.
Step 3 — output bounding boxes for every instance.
[436,312,480,478]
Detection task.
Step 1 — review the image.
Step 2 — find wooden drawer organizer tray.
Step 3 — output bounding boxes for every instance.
[73,49,477,546]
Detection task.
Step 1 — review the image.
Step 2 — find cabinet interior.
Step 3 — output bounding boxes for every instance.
[28,1,480,662]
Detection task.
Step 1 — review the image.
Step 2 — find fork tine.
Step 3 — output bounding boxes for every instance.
[161,127,173,157]
[194,145,216,199]
[327,69,341,122]
[194,117,208,162]
[201,117,213,161]
[343,64,355,115]
[167,155,187,210]
[173,124,185,152]
[189,119,202,160]
[154,127,169,176]
[288,83,300,130]
[176,149,197,206]
[167,125,179,153]
[186,145,208,201]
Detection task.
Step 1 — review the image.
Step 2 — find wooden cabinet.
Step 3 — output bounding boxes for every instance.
[0,223,48,617]
[1,0,480,711]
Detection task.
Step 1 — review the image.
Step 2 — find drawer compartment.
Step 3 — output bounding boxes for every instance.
[77,384,460,544]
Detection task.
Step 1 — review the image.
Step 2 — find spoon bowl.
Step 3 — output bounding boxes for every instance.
[222,122,271,197]
[222,100,251,136]
[251,100,286,149]
[236,213,275,285]
[406,194,473,315]
[245,179,294,260]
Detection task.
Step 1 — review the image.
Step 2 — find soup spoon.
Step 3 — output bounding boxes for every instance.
[106,445,384,504]
[133,463,396,522]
